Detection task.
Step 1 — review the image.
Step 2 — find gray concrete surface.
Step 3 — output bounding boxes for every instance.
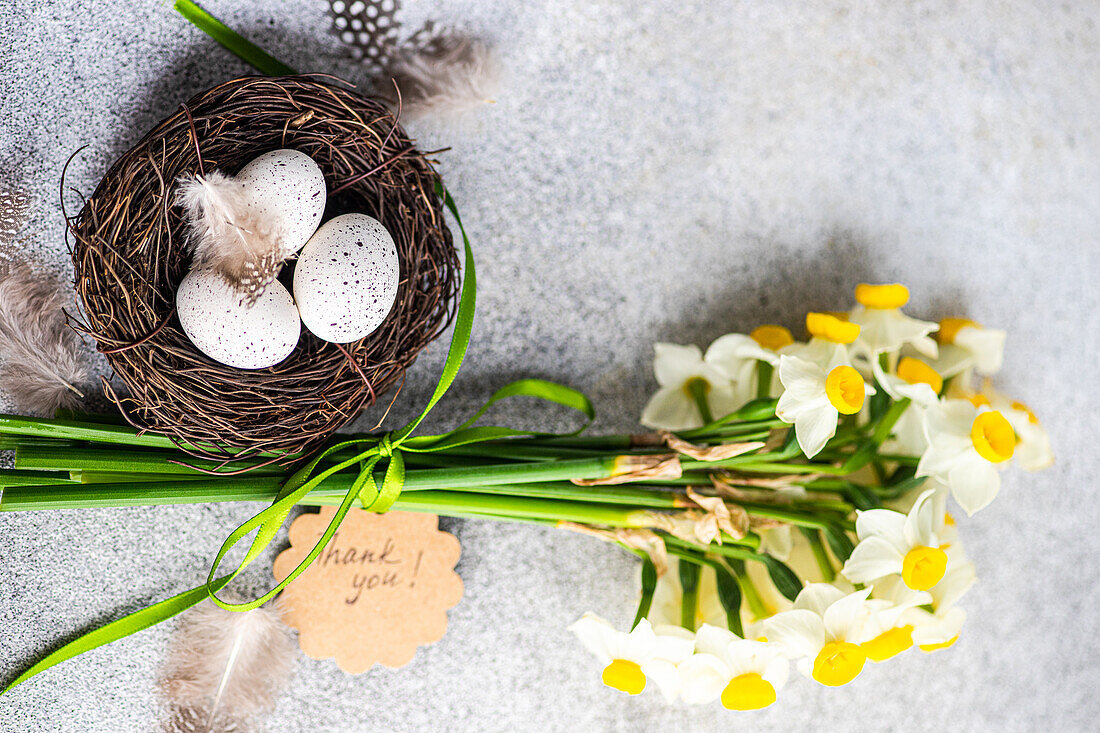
[1,1,1098,731]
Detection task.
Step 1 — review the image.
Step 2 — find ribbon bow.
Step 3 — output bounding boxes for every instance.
[5,184,594,688]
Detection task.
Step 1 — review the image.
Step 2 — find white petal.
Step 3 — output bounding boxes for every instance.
[651,625,698,663]
[926,343,974,379]
[760,525,793,561]
[794,403,840,458]
[694,623,738,657]
[761,654,790,691]
[706,333,779,380]
[568,613,617,663]
[913,607,966,646]
[855,509,907,546]
[932,561,976,610]
[707,380,747,422]
[641,386,701,431]
[947,453,1001,515]
[955,327,1006,375]
[778,355,827,401]
[653,343,705,387]
[676,653,730,704]
[642,659,684,703]
[793,583,846,616]
[617,617,658,661]
[903,488,939,547]
[764,609,825,658]
[823,588,873,642]
[841,537,905,584]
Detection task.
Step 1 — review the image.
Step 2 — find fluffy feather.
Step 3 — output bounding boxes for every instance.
[0,263,87,416]
[175,172,286,306]
[382,32,499,119]
[158,600,295,733]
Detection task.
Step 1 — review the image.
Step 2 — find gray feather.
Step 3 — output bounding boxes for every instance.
[175,172,286,307]
[382,32,499,119]
[158,600,296,733]
[0,263,87,416]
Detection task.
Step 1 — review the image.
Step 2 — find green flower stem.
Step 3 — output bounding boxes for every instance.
[686,378,715,425]
[14,446,284,475]
[678,558,701,630]
[801,527,836,582]
[727,559,769,620]
[0,470,75,488]
[0,414,183,450]
[756,362,774,400]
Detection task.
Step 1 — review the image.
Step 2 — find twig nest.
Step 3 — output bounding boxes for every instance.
[70,76,459,461]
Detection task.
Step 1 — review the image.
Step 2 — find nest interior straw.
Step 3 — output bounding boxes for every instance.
[69,75,459,463]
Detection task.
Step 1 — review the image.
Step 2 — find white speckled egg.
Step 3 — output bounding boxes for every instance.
[236,149,326,255]
[176,269,301,369]
[293,213,400,344]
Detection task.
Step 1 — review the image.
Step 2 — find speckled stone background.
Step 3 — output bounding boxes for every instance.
[1,1,1098,731]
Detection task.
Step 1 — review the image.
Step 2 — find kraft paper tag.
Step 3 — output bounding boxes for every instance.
[273,507,463,674]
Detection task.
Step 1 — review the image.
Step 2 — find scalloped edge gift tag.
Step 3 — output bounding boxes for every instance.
[273,507,463,674]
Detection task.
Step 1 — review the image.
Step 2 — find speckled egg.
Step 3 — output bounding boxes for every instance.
[176,269,301,369]
[236,149,326,255]
[293,213,400,344]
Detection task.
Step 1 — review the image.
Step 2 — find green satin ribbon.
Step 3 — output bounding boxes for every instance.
[3,185,594,691]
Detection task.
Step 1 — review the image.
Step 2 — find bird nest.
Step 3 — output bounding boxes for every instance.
[69,75,459,465]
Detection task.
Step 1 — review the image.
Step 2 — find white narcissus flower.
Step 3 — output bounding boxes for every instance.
[931,317,1007,380]
[859,583,933,663]
[705,325,793,403]
[982,387,1053,471]
[776,353,875,459]
[841,489,954,592]
[763,584,874,687]
[849,283,939,358]
[901,560,977,653]
[640,343,740,431]
[875,356,944,456]
[786,312,861,370]
[569,613,696,700]
[917,399,1016,515]
[677,625,789,710]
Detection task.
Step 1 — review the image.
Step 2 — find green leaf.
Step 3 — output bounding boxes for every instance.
[761,555,802,602]
[712,562,744,637]
[174,0,297,76]
[632,559,657,629]
[823,525,855,563]
[678,559,701,630]
[844,481,883,510]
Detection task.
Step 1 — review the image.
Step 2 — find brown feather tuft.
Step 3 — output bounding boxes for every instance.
[158,600,296,733]
[175,172,287,306]
[0,262,87,416]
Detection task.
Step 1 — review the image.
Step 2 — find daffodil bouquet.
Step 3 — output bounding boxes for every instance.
[568,282,1052,710]
[0,278,1051,707]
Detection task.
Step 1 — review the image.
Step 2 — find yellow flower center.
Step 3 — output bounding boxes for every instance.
[896,356,943,394]
[811,641,866,686]
[720,672,777,710]
[1011,400,1039,424]
[825,365,866,415]
[861,625,915,662]
[601,659,646,695]
[967,393,991,408]
[806,312,861,344]
[855,283,910,309]
[918,635,959,653]
[936,317,980,344]
[970,411,1015,463]
[750,324,794,351]
[944,512,956,527]
[902,546,948,590]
